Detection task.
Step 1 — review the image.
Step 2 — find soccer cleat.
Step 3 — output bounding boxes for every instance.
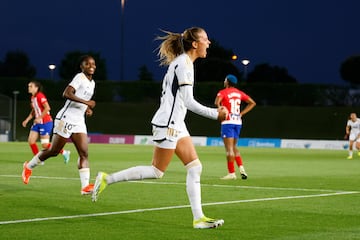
[22,161,32,184]
[239,166,248,180]
[220,173,237,180]
[347,155,353,160]
[81,183,94,195]
[92,172,108,202]
[62,150,71,164]
[193,216,224,229]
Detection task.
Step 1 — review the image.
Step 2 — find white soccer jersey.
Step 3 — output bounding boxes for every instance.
[151,53,218,131]
[347,118,360,135]
[56,72,95,124]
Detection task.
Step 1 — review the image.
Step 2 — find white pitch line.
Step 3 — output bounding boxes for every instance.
[201,191,359,206]
[0,174,353,193]
[0,191,358,225]
[131,181,343,193]
[0,174,79,181]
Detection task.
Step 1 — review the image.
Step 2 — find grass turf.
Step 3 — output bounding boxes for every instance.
[0,142,359,240]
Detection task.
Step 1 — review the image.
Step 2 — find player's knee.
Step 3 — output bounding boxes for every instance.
[226,150,235,157]
[152,166,164,179]
[40,138,50,145]
[185,159,202,172]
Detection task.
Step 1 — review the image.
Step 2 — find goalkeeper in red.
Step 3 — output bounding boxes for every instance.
[215,74,256,180]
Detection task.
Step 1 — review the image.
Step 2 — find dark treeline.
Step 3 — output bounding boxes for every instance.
[1,78,359,107]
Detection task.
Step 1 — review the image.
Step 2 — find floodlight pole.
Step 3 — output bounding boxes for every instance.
[120,0,125,80]
[12,90,19,141]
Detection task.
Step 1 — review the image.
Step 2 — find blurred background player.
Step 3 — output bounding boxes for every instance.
[92,27,227,229]
[345,112,360,159]
[22,81,70,163]
[22,55,96,195]
[215,74,256,180]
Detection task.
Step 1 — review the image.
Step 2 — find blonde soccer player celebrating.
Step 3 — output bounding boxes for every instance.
[92,27,227,229]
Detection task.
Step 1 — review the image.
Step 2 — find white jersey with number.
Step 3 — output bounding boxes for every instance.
[55,72,95,124]
[151,53,218,132]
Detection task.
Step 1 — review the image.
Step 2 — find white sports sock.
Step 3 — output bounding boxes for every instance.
[79,168,90,188]
[185,159,204,220]
[108,166,163,184]
[27,153,41,169]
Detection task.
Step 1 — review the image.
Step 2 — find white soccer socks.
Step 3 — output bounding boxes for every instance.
[107,165,164,184]
[185,159,204,220]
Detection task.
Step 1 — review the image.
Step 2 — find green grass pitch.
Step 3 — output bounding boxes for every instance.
[0,142,359,240]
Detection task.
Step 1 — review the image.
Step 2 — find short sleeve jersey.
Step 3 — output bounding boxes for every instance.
[31,92,52,124]
[151,54,194,130]
[216,87,250,125]
[56,72,95,124]
[347,118,360,135]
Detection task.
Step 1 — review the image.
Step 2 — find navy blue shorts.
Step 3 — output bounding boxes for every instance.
[221,124,242,138]
[31,121,53,136]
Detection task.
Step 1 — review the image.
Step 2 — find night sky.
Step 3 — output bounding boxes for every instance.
[2,0,360,85]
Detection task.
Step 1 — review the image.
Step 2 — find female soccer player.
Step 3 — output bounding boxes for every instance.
[22,55,96,195]
[92,27,227,229]
[215,74,256,180]
[22,81,70,163]
[345,112,360,159]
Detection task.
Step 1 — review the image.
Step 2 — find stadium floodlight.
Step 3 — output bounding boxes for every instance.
[48,64,56,80]
[241,59,250,80]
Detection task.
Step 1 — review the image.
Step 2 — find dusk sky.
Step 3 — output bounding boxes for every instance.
[2,0,360,85]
